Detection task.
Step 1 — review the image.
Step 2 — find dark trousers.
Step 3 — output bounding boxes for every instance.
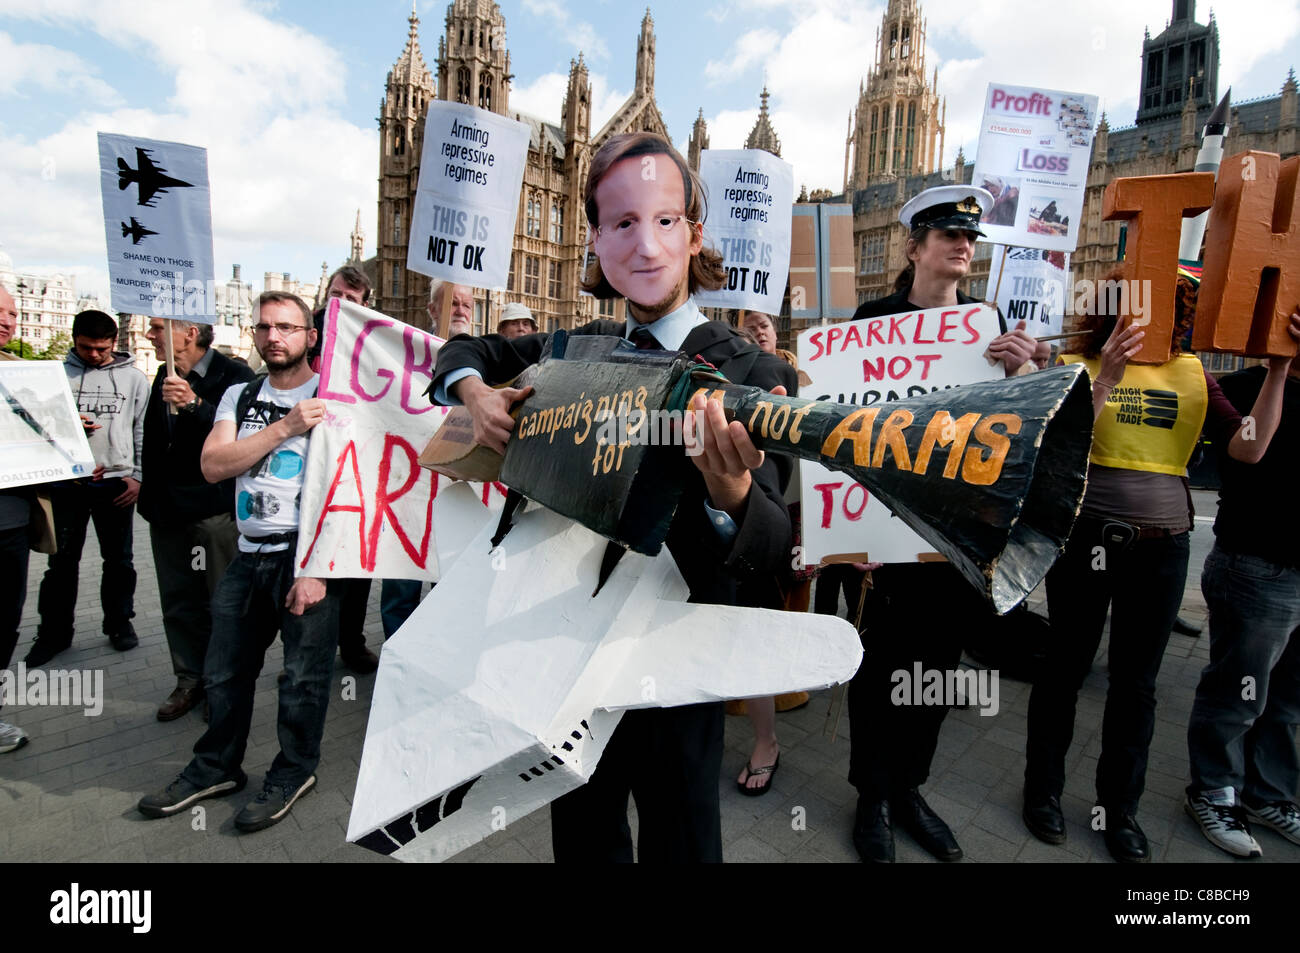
[0,526,30,701]
[183,547,339,789]
[336,578,373,657]
[380,579,423,639]
[150,514,239,690]
[37,480,136,639]
[549,703,724,863]
[847,563,970,800]
[1025,519,1189,813]
[814,564,865,619]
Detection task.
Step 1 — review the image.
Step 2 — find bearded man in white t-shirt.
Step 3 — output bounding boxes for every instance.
[138,291,338,833]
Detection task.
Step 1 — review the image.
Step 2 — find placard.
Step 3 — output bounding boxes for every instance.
[694,149,795,315]
[406,102,531,290]
[0,361,96,488]
[987,244,1070,338]
[970,84,1098,253]
[295,298,505,579]
[796,304,1003,564]
[97,133,216,320]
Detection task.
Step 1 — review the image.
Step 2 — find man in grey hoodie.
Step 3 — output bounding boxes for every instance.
[27,310,149,666]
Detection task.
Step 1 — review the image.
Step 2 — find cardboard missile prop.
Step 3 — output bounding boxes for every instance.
[1192,150,1300,358]
[1179,89,1232,263]
[1102,172,1216,364]
[347,482,864,862]
[426,334,1095,614]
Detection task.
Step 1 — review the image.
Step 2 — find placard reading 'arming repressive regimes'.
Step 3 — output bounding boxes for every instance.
[405,102,530,290]
[694,149,794,316]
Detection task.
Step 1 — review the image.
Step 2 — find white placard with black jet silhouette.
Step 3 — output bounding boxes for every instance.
[97,132,216,321]
[406,102,530,290]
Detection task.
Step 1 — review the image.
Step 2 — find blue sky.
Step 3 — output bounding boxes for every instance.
[2,0,1297,306]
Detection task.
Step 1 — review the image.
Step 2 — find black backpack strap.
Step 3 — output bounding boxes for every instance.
[234,372,269,425]
[720,346,760,385]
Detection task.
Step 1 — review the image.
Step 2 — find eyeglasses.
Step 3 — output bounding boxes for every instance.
[596,214,698,246]
[253,323,309,337]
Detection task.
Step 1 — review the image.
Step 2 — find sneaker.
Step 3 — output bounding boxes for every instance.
[235,775,316,833]
[108,623,138,652]
[138,772,247,818]
[1185,788,1261,858]
[0,721,29,754]
[1244,799,1300,847]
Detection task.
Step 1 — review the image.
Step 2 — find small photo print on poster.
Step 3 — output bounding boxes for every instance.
[980,175,1021,227]
[1028,197,1069,237]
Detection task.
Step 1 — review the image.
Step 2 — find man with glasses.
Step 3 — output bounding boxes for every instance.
[432,132,797,862]
[138,292,338,833]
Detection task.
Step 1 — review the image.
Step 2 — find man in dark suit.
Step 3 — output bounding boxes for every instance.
[431,132,796,862]
[140,318,255,720]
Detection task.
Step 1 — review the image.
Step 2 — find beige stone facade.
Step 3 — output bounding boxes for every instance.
[375,3,671,335]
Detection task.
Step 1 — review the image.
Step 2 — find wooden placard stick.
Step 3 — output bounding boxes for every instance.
[164,317,177,416]
[437,284,453,340]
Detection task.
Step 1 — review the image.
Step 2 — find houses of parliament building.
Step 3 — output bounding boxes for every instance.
[366,0,1297,360]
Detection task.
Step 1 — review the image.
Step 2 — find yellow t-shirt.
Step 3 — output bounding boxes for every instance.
[1061,353,1208,476]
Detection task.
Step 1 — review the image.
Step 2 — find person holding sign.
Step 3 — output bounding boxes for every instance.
[432,132,796,862]
[138,292,338,833]
[845,186,1037,864]
[1023,270,1298,863]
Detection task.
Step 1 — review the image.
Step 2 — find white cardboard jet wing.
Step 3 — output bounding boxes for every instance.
[347,482,863,862]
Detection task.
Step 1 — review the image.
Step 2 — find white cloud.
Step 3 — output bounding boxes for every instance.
[0,0,374,302]
[509,69,630,135]
[0,32,120,105]
[521,0,610,60]
[703,28,782,84]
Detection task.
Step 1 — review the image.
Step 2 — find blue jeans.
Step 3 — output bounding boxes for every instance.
[1187,544,1300,804]
[183,547,339,789]
[1026,519,1190,813]
[380,579,424,639]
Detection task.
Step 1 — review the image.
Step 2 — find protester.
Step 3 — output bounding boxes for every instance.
[432,132,796,862]
[428,280,473,338]
[1023,272,1292,863]
[138,292,338,832]
[310,266,379,674]
[28,310,149,666]
[496,302,538,339]
[0,286,31,752]
[730,309,808,796]
[1184,311,1300,858]
[140,317,254,720]
[846,186,1037,863]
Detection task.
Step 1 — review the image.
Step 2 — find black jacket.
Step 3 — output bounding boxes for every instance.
[431,317,798,609]
[138,348,256,525]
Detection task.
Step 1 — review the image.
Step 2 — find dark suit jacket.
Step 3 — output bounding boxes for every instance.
[432,315,798,609]
[138,348,256,525]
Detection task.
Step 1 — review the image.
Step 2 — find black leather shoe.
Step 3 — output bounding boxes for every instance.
[893,787,963,861]
[24,635,72,667]
[852,797,895,863]
[341,647,379,674]
[108,623,138,651]
[1103,810,1150,863]
[1172,615,1203,636]
[1023,792,1067,845]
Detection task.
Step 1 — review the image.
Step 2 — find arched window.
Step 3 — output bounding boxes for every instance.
[457,67,471,104]
[394,126,405,156]
[479,71,492,110]
[550,203,563,244]
[392,203,403,245]
[526,198,541,238]
[905,102,916,170]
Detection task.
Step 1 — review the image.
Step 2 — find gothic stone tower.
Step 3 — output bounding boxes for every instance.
[437,0,511,116]
[844,0,944,190]
[376,5,435,327]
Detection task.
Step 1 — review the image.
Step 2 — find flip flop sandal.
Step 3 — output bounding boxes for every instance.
[736,753,780,797]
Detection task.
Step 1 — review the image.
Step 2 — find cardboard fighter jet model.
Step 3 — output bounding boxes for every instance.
[347,335,1095,862]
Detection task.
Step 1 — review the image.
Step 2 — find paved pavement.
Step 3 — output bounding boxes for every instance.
[1,490,1296,864]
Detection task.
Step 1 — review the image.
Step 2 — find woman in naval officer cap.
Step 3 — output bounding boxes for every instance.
[838,184,1041,866]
